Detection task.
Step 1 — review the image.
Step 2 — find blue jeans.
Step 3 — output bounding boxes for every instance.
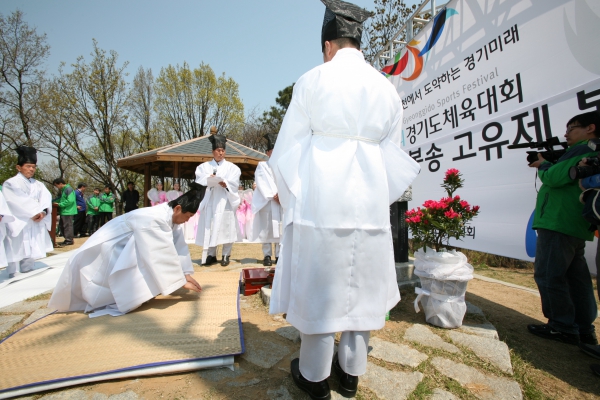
[534,228,597,335]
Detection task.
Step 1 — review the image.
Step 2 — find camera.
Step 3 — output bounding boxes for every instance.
[568,138,600,180]
[507,137,567,165]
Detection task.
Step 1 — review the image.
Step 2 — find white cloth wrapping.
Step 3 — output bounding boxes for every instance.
[249,161,282,243]
[3,173,53,264]
[0,190,16,266]
[48,203,194,316]
[194,159,242,263]
[268,48,420,335]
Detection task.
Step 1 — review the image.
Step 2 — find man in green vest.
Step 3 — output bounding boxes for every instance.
[86,188,101,235]
[52,178,77,246]
[98,185,115,228]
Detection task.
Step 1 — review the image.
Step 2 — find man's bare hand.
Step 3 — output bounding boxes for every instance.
[528,153,546,169]
[183,274,202,292]
[273,193,280,205]
[31,212,44,222]
[77,206,82,210]
[218,181,227,188]
[0,216,3,222]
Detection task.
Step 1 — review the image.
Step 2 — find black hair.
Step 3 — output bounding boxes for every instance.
[104,185,110,189]
[77,183,87,189]
[127,181,134,185]
[567,111,600,137]
[53,178,66,185]
[168,182,205,213]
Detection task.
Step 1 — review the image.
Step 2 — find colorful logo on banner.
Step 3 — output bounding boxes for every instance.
[382,8,458,80]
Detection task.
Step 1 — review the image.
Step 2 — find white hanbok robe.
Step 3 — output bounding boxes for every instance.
[48,203,194,316]
[268,48,420,335]
[194,159,242,262]
[0,190,16,266]
[3,173,53,263]
[249,161,282,243]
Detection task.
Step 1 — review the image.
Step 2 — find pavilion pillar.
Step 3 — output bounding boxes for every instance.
[173,161,180,186]
[144,163,151,207]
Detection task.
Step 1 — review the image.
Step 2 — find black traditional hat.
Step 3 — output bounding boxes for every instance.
[321,0,372,51]
[208,134,227,151]
[263,133,278,152]
[169,182,206,214]
[16,145,37,165]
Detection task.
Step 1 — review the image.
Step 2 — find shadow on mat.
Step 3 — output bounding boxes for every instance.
[466,292,600,396]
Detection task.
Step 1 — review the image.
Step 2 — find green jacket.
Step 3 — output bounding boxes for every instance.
[57,184,77,216]
[99,192,115,213]
[86,196,101,216]
[533,140,597,240]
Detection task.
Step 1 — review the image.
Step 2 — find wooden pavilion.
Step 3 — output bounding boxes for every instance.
[117,134,268,206]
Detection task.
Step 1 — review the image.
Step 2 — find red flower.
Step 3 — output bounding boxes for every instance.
[459,200,469,208]
[472,205,480,212]
[444,168,460,180]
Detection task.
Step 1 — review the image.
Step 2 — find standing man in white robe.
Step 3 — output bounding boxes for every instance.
[249,133,282,267]
[268,1,420,398]
[195,133,242,267]
[0,189,16,268]
[3,146,53,279]
[48,185,204,317]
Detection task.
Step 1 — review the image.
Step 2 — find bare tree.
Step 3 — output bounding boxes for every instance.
[130,66,156,151]
[0,10,50,147]
[362,0,421,65]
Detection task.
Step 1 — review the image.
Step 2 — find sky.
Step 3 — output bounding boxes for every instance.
[0,0,420,115]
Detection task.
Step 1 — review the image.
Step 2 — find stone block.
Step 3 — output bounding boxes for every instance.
[0,314,24,335]
[447,331,513,374]
[23,308,55,325]
[458,322,499,340]
[404,324,460,354]
[361,363,423,400]
[431,357,522,400]
[197,365,244,382]
[261,285,271,306]
[368,336,428,367]
[0,300,48,314]
[242,338,290,369]
[275,326,301,343]
[429,388,459,400]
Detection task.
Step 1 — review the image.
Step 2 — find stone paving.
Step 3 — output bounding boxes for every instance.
[1,258,524,400]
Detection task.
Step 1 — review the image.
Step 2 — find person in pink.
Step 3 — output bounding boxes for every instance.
[147,183,167,206]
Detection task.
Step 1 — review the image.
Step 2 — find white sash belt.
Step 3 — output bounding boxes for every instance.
[414,287,465,313]
[312,131,382,144]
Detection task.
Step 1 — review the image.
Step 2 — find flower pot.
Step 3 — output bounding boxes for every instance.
[413,247,473,328]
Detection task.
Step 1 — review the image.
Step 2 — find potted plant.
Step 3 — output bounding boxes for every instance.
[405,169,480,328]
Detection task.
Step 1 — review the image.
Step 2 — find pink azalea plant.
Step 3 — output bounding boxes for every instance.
[405,169,480,252]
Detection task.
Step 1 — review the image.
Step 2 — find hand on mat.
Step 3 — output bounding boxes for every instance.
[184,274,202,292]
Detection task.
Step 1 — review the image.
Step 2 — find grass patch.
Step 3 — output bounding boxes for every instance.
[25,292,52,302]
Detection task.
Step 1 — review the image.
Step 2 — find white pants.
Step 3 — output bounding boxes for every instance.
[299,331,370,382]
[207,243,233,257]
[7,258,35,275]
[262,243,280,257]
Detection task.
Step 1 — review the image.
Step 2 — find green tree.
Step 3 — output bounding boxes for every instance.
[259,84,294,132]
[154,62,244,141]
[130,66,159,151]
[362,0,421,65]
[0,10,50,151]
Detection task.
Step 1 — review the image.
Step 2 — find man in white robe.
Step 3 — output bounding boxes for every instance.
[48,185,204,317]
[0,189,16,268]
[3,146,53,279]
[249,133,282,267]
[268,1,420,398]
[195,134,242,267]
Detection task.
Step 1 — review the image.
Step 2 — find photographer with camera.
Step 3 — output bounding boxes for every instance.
[527,111,599,346]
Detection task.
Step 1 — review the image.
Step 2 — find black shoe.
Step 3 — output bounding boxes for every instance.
[290,358,331,400]
[591,364,600,377]
[333,353,358,398]
[275,257,279,264]
[580,343,600,360]
[60,240,74,246]
[527,324,579,345]
[221,255,230,267]
[203,255,217,266]
[263,256,272,267]
[581,333,599,346]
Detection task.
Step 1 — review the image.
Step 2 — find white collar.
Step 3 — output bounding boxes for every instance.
[17,172,34,183]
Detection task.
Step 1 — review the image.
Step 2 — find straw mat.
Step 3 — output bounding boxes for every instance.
[0,271,243,392]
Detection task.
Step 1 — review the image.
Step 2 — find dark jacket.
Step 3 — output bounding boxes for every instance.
[122,189,140,211]
[75,189,86,212]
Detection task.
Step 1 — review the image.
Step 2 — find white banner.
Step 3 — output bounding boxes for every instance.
[385,0,600,269]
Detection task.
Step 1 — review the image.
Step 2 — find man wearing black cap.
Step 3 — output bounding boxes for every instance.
[3,146,53,279]
[249,133,282,266]
[194,133,242,267]
[268,1,420,398]
[48,184,204,317]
